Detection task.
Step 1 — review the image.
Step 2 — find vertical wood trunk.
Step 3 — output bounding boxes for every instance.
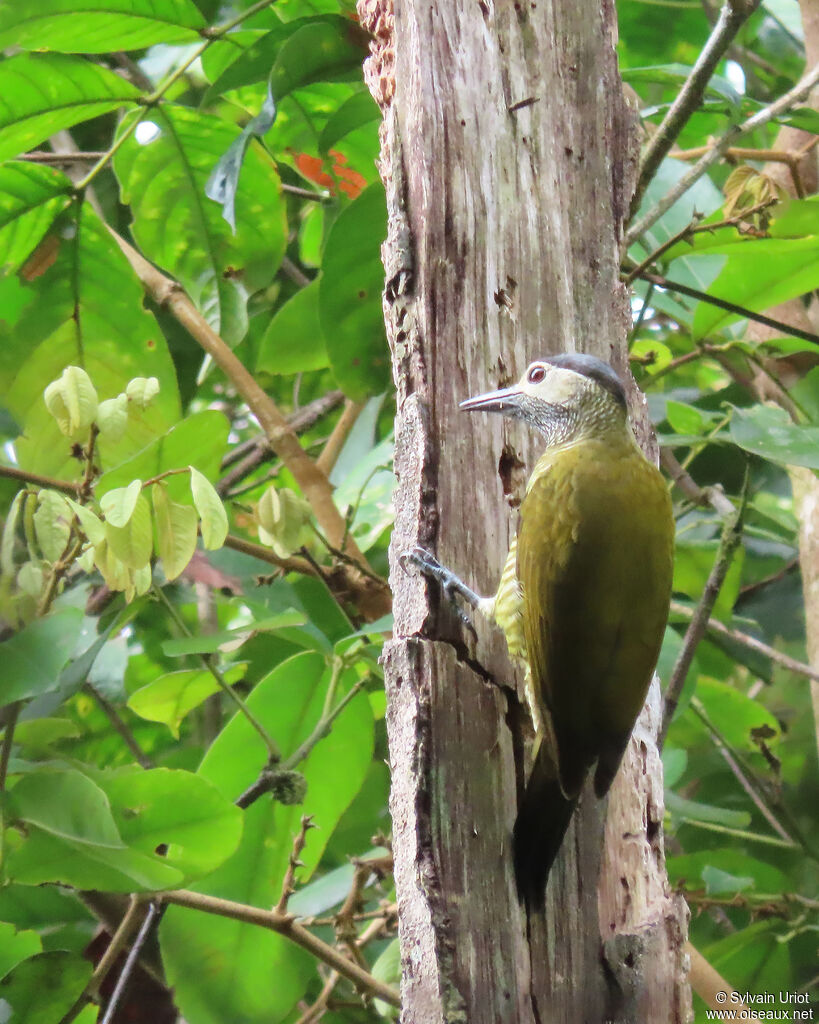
[357,0,692,1019]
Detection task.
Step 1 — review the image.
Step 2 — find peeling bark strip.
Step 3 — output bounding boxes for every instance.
[358,0,691,1019]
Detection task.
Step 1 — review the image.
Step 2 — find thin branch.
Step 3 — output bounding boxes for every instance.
[0,463,78,495]
[153,584,282,760]
[59,897,144,1024]
[100,902,162,1024]
[670,600,819,683]
[0,703,21,792]
[19,151,107,164]
[276,815,316,914]
[623,197,777,285]
[315,400,366,477]
[108,229,389,620]
[222,532,320,577]
[155,889,402,1008]
[627,59,819,246]
[690,697,793,843]
[660,476,748,747]
[660,449,736,518]
[632,0,760,214]
[84,684,154,769]
[281,679,367,773]
[628,268,819,347]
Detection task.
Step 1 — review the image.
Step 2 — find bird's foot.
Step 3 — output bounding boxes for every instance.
[399,546,479,637]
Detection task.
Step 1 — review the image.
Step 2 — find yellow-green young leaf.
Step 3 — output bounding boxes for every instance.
[64,498,106,546]
[17,562,44,598]
[189,466,227,550]
[76,546,95,573]
[128,665,246,737]
[105,492,152,569]
[96,394,128,443]
[132,564,152,598]
[93,539,131,592]
[126,376,160,409]
[43,366,98,437]
[153,483,198,581]
[33,490,72,562]
[257,486,311,558]
[1,491,25,577]
[100,479,142,528]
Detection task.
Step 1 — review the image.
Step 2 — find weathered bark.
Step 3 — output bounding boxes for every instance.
[357,0,691,1019]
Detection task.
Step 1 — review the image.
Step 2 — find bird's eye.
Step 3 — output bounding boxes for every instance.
[527,364,547,384]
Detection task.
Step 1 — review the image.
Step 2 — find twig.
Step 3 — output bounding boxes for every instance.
[281,679,367,772]
[660,449,736,518]
[628,268,819,347]
[59,897,144,1024]
[19,150,107,163]
[155,889,402,1008]
[627,59,819,246]
[659,475,748,747]
[84,684,154,769]
[222,532,320,577]
[108,229,389,620]
[152,584,281,760]
[632,0,759,214]
[738,557,799,599]
[689,697,793,843]
[315,400,366,476]
[100,902,162,1024]
[0,464,78,495]
[670,600,819,683]
[623,197,777,285]
[0,703,21,792]
[276,815,317,914]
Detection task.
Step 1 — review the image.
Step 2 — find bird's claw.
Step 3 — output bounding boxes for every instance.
[399,546,478,639]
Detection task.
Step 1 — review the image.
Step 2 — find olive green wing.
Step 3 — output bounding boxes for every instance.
[517,447,673,799]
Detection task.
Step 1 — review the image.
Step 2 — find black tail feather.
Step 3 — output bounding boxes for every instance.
[513,744,578,909]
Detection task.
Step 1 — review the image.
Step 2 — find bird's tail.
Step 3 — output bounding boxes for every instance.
[512,743,578,909]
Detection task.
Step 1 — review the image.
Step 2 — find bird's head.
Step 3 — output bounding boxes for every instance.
[460,353,628,446]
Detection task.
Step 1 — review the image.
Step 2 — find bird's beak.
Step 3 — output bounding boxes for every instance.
[459,385,524,415]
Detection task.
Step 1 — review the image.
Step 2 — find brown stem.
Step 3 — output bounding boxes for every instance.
[0,463,78,495]
[155,889,401,1008]
[84,684,154,769]
[315,400,366,476]
[108,229,390,619]
[660,478,748,747]
[276,815,316,914]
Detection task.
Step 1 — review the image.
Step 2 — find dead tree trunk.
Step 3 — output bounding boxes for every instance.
[357,0,692,1019]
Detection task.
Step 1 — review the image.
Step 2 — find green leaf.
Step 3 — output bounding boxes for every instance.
[100,767,244,879]
[100,478,142,529]
[664,400,719,437]
[0,0,205,53]
[128,664,247,737]
[693,682,781,754]
[665,789,752,828]
[691,237,819,338]
[622,63,741,106]
[10,769,124,848]
[0,161,72,274]
[319,182,389,399]
[190,465,228,549]
[204,15,368,99]
[730,404,819,470]
[371,938,401,1020]
[0,54,139,162]
[160,611,307,656]
[667,849,789,894]
[97,410,229,502]
[32,489,72,562]
[161,651,374,1024]
[104,491,152,569]
[4,204,181,480]
[0,922,42,983]
[0,951,92,1024]
[152,483,198,581]
[319,88,379,153]
[257,279,329,375]
[673,540,745,623]
[114,106,286,344]
[2,607,84,701]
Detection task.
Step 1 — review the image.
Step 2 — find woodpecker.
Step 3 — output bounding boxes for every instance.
[405,353,674,906]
